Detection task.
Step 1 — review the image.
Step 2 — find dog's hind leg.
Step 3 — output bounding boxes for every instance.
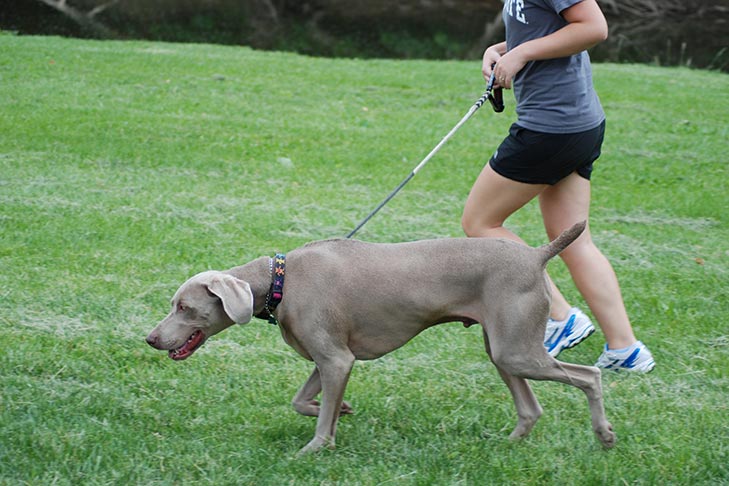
[483,329,543,439]
[536,360,616,448]
[483,298,615,448]
[292,366,354,417]
[491,345,616,448]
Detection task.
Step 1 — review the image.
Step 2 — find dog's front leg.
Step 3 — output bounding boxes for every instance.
[297,351,355,455]
[293,366,354,417]
[292,367,323,417]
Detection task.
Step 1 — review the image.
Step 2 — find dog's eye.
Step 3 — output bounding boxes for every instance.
[177,303,189,312]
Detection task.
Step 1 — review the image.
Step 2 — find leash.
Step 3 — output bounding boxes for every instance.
[261,75,505,323]
[346,74,503,239]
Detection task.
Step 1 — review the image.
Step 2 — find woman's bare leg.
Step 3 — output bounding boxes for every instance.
[462,163,572,320]
[539,172,637,349]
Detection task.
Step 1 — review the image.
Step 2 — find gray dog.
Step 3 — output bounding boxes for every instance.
[146,220,616,454]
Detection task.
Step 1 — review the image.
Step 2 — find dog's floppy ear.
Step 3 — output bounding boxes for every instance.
[206,274,254,324]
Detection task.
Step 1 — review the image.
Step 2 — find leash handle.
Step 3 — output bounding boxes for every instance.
[486,70,505,113]
[487,70,497,92]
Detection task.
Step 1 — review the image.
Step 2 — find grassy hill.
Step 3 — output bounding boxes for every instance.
[1,34,727,484]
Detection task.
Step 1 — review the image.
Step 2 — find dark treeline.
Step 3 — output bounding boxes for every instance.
[3,0,728,70]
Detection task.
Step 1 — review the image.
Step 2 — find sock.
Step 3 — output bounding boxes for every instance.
[606,341,641,354]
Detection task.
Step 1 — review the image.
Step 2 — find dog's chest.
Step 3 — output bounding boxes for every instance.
[277,324,312,360]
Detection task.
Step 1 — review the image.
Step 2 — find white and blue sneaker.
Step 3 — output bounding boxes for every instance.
[544,307,595,357]
[595,341,656,373]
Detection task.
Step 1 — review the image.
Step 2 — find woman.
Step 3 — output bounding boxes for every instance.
[462,0,654,372]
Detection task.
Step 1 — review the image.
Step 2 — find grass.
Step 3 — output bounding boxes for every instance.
[1,33,727,485]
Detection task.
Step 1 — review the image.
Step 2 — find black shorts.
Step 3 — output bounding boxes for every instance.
[489,120,606,185]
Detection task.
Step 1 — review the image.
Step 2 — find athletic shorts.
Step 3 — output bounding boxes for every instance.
[489,120,606,185]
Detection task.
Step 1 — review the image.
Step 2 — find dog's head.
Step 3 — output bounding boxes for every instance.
[145,271,254,360]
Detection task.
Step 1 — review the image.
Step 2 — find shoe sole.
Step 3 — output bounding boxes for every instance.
[598,361,655,373]
[549,325,595,358]
[596,355,656,373]
[564,325,595,350]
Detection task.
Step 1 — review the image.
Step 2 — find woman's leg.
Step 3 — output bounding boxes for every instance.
[462,163,573,320]
[538,172,637,349]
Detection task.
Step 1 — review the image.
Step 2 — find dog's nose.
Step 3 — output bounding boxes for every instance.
[146,333,159,348]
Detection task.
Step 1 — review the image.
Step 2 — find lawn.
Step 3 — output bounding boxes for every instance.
[0,34,727,485]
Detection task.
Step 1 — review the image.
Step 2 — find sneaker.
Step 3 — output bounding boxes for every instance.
[595,341,655,373]
[544,307,595,357]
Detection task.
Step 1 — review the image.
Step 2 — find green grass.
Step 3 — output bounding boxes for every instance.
[1,34,727,485]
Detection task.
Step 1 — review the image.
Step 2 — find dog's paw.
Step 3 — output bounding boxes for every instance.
[595,422,617,449]
[293,399,322,417]
[293,399,354,417]
[340,400,354,415]
[296,435,335,456]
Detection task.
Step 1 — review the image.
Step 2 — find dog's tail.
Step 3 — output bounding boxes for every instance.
[537,220,587,265]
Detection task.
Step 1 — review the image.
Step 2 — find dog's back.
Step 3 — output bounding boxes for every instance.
[293,220,586,296]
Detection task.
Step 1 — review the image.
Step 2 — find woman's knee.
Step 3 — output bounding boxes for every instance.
[461,207,508,238]
[559,235,600,266]
[461,209,488,237]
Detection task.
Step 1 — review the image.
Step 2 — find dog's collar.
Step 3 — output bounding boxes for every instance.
[256,253,286,325]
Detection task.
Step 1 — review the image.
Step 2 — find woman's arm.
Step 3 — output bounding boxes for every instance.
[493,0,608,88]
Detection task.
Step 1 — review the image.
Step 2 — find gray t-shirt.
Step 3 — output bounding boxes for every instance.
[503,0,605,133]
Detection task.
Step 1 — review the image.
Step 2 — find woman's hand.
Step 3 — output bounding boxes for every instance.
[482,42,506,83]
[492,50,527,89]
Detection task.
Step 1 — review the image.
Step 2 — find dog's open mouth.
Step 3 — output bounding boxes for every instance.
[169,330,205,361]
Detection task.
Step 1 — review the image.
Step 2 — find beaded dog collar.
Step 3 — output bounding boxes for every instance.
[261,253,286,325]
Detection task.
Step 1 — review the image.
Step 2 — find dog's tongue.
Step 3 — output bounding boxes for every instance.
[168,330,205,360]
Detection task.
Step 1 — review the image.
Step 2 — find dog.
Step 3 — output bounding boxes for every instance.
[146,220,616,454]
